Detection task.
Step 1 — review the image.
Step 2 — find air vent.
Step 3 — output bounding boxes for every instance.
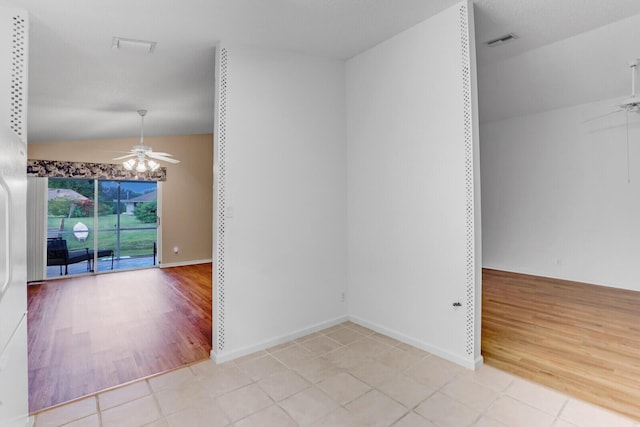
[112,37,157,53]
[485,33,518,47]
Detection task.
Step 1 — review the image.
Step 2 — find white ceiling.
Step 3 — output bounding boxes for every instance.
[4,0,640,142]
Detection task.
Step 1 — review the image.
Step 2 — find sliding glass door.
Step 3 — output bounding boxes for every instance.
[96,180,157,272]
[46,178,158,278]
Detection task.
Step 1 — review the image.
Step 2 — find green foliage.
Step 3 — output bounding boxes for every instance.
[49,178,94,199]
[97,202,114,216]
[71,199,94,218]
[48,197,73,217]
[134,201,157,224]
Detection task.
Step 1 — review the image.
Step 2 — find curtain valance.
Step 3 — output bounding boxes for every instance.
[27,159,166,181]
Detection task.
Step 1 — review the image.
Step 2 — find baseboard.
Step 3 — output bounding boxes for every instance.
[348,315,480,370]
[211,314,348,364]
[159,259,212,268]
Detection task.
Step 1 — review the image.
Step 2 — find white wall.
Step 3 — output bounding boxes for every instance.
[346,1,481,368]
[481,97,640,291]
[213,45,348,360]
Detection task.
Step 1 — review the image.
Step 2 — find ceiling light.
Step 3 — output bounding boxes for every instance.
[123,159,136,170]
[485,33,519,47]
[112,36,157,53]
[136,161,147,173]
[147,160,160,172]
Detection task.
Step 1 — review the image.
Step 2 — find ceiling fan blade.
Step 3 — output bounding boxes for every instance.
[148,152,173,157]
[582,109,624,124]
[148,153,180,163]
[112,153,136,160]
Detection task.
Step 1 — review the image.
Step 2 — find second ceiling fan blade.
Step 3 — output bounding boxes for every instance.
[148,153,180,163]
[112,153,136,160]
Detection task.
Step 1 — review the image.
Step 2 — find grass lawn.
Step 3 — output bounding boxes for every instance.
[48,214,157,257]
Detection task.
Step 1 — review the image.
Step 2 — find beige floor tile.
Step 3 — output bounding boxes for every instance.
[440,376,499,412]
[485,396,555,427]
[300,335,343,355]
[322,323,349,334]
[257,369,311,401]
[347,337,392,356]
[316,372,371,405]
[559,399,636,427]
[234,405,297,427]
[458,364,514,391]
[473,416,509,427]
[323,346,371,370]
[233,350,268,365]
[279,386,338,425]
[237,354,287,381]
[395,342,430,358]
[143,419,170,427]
[345,389,407,427]
[296,331,325,343]
[370,332,401,347]
[393,412,438,427]
[164,404,230,427]
[552,420,577,427]
[404,355,463,388]
[148,367,196,392]
[377,374,436,408]
[266,341,297,353]
[190,359,236,378]
[201,366,252,397]
[35,397,98,427]
[309,407,370,427]
[376,346,423,371]
[506,378,568,416]
[271,343,315,367]
[63,414,101,427]
[101,395,162,427]
[215,384,273,422]
[348,360,398,387]
[414,392,480,427]
[325,326,364,345]
[293,356,342,383]
[155,381,212,416]
[343,322,376,336]
[98,380,150,410]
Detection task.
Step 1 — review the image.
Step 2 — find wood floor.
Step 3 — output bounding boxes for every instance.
[482,268,640,421]
[27,263,212,413]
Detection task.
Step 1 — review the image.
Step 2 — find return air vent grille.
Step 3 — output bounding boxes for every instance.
[485,33,518,47]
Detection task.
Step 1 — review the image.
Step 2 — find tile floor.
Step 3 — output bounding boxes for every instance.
[33,321,639,427]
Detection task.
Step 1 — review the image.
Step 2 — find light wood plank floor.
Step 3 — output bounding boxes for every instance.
[27,264,212,413]
[482,268,640,421]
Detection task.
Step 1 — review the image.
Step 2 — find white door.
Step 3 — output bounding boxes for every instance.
[0,6,30,427]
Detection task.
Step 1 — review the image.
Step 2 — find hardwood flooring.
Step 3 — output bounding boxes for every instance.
[27,263,212,413]
[482,268,640,420]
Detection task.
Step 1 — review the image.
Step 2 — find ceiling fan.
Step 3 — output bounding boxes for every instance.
[584,59,640,183]
[113,109,180,173]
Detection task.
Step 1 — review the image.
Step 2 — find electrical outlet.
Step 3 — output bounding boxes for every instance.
[341,291,345,303]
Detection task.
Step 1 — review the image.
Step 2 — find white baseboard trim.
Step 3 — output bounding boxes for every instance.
[348,315,481,370]
[211,314,348,364]
[159,259,212,268]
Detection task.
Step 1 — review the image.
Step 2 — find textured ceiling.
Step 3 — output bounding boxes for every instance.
[3,0,640,141]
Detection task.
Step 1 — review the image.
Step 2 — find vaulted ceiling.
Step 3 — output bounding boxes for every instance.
[4,0,640,141]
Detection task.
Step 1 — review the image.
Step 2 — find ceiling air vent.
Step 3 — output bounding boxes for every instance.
[485,33,518,47]
[112,37,157,53]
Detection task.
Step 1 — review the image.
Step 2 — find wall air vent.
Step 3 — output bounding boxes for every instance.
[485,33,518,47]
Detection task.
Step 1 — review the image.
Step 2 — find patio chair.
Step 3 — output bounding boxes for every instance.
[46,237,92,275]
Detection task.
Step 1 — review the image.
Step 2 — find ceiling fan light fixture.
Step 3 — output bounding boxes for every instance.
[136,160,147,173]
[123,158,136,170]
[147,160,160,172]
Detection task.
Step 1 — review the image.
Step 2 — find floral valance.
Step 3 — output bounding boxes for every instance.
[27,159,166,181]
